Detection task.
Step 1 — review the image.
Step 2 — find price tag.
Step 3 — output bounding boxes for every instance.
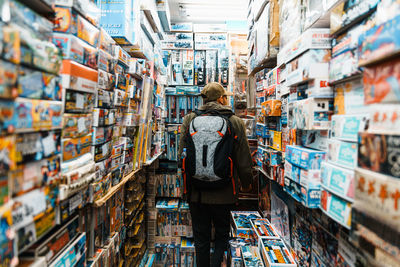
[76,93,84,109]
[77,117,86,133]
[42,134,56,156]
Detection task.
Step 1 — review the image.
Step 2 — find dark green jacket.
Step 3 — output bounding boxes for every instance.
[178,101,253,204]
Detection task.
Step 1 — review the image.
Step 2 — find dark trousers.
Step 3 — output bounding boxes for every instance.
[189,202,232,267]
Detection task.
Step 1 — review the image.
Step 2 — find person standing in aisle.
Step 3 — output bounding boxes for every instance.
[178,82,253,267]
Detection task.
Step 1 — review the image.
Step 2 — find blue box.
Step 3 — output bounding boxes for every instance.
[327,139,358,169]
[284,177,320,208]
[286,145,326,170]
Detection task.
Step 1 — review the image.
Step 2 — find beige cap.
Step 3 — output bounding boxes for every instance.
[201,82,234,101]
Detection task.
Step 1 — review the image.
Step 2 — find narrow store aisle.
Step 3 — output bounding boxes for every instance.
[0,0,399,267]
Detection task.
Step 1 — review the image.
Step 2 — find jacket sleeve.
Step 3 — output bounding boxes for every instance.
[178,114,192,159]
[232,117,253,189]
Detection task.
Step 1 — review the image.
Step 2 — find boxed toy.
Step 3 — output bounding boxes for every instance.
[292,215,312,267]
[48,233,86,267]
[358,13,400,66]
[320,189,352,228]
[268,130,282,151]
[1,98,63,133]
[182,50,194,86]
[284,160,321,185]
[321,162,355,200]
[286,145,326,170]
[354,167,400,231]
[62,134,92,162]
[331,114,369,142]
[99,28,115,55]
[327,139,358,169]
[363,57,400,104]
[18,66,62,101]
[93,108,116,126]
[98,70,115,90]
[93,126,113,146]
[241,245,263,267]
[96,89,114,108]
[261,99,282,117]
[113,89,129,107]
[97,49,115,73]
[293,98,333,130]
[94,141,112,162]
[16,131,61,163]
[284,177,321,208]
[206,50,218,83]
[0,60,18,99]
[63,113,93,138]
[286,49,331,87]
[300,130,329,151]
[259,238,297,267]
[61,60,98,93]
[54,7,99,47]
[368,104,400,133]
[231,211,261,240]
[114,46,130,66]
[306,79,333,98]
[249,218,280,241]
[358,132,400,178]
[53,33,98,69]
[265,149,282,166]
[334,78,367,115]
[65,90,95,113]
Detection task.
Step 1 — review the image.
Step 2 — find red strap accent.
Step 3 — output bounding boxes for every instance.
[190,131,197,136]
[234,135,238,139]
[183,158,187,194]
[217,131,224,137]
[229,157,236,195]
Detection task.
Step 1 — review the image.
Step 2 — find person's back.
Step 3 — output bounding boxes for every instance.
[179,82,253,267]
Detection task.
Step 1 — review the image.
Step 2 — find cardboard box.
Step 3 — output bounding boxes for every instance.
[334,78,367,115]
[293,98,333,130]
[93,141,112,163]
[231,211,261,240]
[65,90,95,113]
[261,100,282,117]
[368,104,400,133]
[97,70,115,90]
[98,28,115,56]
[96,89,114,109]
[97,49,115,73]
[16,131,61,163]
[354,167,400,231]
[53,33,98,69]
[249,218,280,241]
[61,60,98,93]
[321,162,355,200]
[93,108,116,127]
[284,177,321,208]
[63,113,93,138]
[269,131,282,151]
[0,60,18,99]
[284,160,321,185]
[331,114,369,142]
[286,145,326,170]
[92,126,113,146]
[327,139,358,169]
[62,135,92,162]
[320,189,352,229]
[300,130,329,151]
[259,238,297,267]
[358,132,400,178]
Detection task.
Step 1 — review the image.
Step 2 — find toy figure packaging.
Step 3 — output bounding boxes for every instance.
[16,131,61,163]
[292,215,312,267]
[354,167,400,231]
[368,104,400,133]
[182,50,194,86]
[358,132,400,178]
[286,145,326,170]
[261,99,282,117]
[320,189,352,229]
[61,60,98,93]
[96,89,114,109]
[327,139,358,169]
[62,134,92,162]
[241,245,263,267]
[93,141,112,162]
[259,238,297,267]
[331,114,369,142]
[321,162,355,200]
[92,108,116,127]
[97,70,115,90]
[334,78,367,115]
[230,211,261,240]
[270,192,290,244]
[63,113,93,138]
[292,98,333,130]
[249,218,280,241]
[65,90,95,113]
[218,49,229,85]
[206,50,218,83]
[284,177,321,208]
[300,130,329,151]
[0,60,18,99]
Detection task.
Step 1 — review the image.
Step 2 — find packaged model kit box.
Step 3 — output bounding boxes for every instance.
[97,70,115,90]
[368,104,400,133]
[354,167,400,231]
[0,60,18,99]
[292,98,333,130]
[334,78,367,115]
[93,108,116,127]
[321,162,355,201]
[93,141,112,162]
[62,134,92,162]
[261,99,282,117]
[269,131,282,151]
[231,211,261,240]
[65,90,95,113]
[320,189,352,229]
[284,177,321,208]
[300,130,329,151]
[286,145,326,170]
[284,160,321,185]
[327,139,358,169]
[92,126,113,146]
[61,60,98,93]
[249,218,280,241]
[63,113,93,138]
[331,114,369,142]
[358,132,400,178]
[15,131,61,163]
[259,238,297,267]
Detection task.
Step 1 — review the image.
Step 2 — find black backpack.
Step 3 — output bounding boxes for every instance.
[182,110,236,192]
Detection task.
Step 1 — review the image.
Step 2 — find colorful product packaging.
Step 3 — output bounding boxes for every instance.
[98,70,115,90]
[293,98,333,130]
[321,162,355,200]
[261,99,282,116]
[231,211,261,240]
[249,218,280,241]
[0,136,15,204]
[0,60,18,98]
[65,90,95,113]
[329,50,359,82]
[284,177,321,208]
[268,131,282,151]
[63,113,93,138]
[334,78,368,115]
[286,145,327,170]
[61,60,98,93]
[368,104,400,133]
[93,126,113,146]
[320,189,352,229]
[358,132,400,178]
[96,89,114,109]
[98,28,115,55]
[93,141,112,162]
[259,238,296,267]
[15,131,61,163]
[97,49,115,73]
[300,130,329,151]
[327,139,358,169]
[354,167,400,231]
[62,135,92,162]
[331,114,369,142]
[363,57,400,104]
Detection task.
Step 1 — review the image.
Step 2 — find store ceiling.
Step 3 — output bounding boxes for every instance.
[169,0,248,23]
